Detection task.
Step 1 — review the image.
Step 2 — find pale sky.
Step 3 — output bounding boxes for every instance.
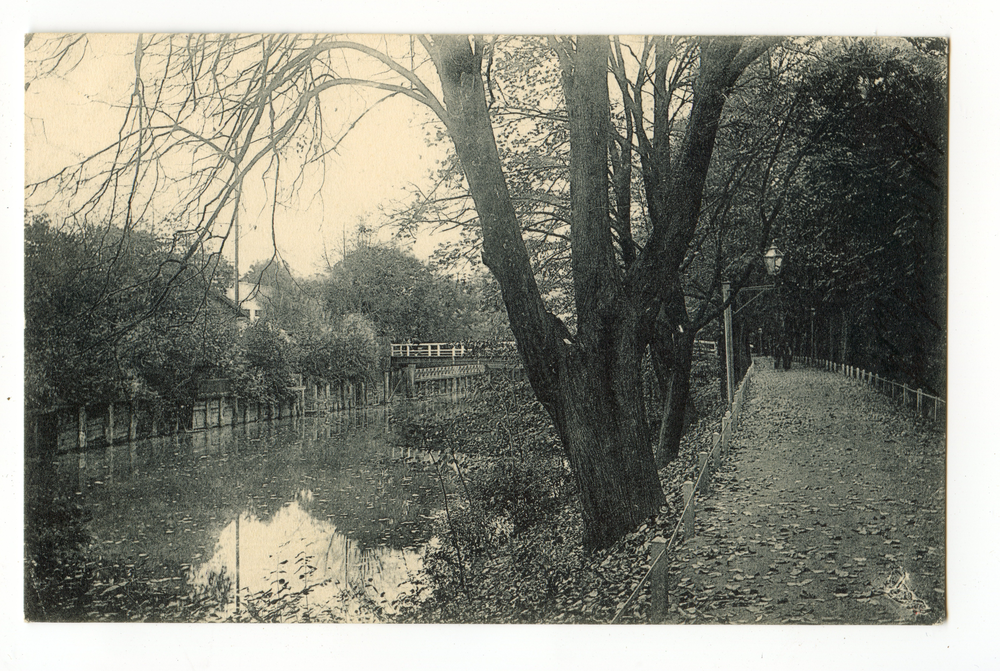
[24,34,452,277]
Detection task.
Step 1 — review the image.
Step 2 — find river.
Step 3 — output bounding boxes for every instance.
[49,406,452,621]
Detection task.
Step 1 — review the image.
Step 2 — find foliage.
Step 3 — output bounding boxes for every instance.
[24,492,93,621]
[242,258,328,332]
[24,212,237,410]
[24,209,385,416]
[323,241,489,343]
[739,39,947,394]
[229,321,296,403]
[391,36,576,321]
[465,454,572,540]
[25,34,948,554]
[292,316,378,383]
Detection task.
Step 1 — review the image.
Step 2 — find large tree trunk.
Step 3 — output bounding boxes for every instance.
[426,35,772,550]
[551,317,664,549]
[429,36,664,551]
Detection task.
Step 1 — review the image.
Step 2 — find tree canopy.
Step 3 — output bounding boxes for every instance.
[24,211,236,410]
[323,239,488,343]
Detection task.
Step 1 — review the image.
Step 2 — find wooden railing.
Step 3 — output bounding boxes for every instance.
[693,339,718,356]
[414,364,486,382]
[391,342,467,358]
[797,356,945,423]
[611,358,756,623]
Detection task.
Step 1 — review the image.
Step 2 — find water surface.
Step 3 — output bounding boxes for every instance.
[53,408,446,620]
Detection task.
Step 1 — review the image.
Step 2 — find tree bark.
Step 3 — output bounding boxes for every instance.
[430,35,664,550]
[630,38,777,463]
[551,314,665,549]
[426,35,773,550]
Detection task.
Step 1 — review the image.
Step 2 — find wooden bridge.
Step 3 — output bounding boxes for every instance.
[390,340,716,370]
[391,342,470,358]
[390,341,520,369]
[388,342,522,399]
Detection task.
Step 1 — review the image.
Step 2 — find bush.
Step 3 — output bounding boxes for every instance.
[470,456,571,536]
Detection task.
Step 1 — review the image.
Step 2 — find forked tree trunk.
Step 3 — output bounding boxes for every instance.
[549,318,664,550]
[427,35,771,550]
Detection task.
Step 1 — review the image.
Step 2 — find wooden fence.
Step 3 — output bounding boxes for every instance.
[29,374,386,454]
[795,356,945,423]
[611,358,756,623]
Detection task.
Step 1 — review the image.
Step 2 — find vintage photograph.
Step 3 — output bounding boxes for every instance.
[24,34,947,625]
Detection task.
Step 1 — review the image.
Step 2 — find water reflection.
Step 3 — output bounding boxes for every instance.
[190,497,422,622]
[48,409,446,620]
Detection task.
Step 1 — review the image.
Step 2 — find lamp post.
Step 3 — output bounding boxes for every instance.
[723,244,784,404]
[722,282,735,405]
[811,307,816,362]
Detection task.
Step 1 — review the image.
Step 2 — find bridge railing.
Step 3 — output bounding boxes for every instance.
[693,340,718,356]
[391,342,467,358]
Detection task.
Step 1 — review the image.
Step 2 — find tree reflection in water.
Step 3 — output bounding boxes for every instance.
[190,496,424,622]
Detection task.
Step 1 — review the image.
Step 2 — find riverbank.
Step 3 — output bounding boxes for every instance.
[391,360,944,624]
[391,362,730,623]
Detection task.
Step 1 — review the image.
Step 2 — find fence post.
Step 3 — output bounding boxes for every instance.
[405,365,417,398]
[732,399,739,432]
[683,481,695,538]
[698,451,710,495]
[917,388,923,415]
[714,430,723,459]
[713,440,722,471]
[649,537,669,622]
[77,406,88,470]
[77,406,87,452]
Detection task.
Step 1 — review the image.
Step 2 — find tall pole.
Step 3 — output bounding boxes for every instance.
[811,308,816,361]
[233,209,241,617]
[723,282,734,406]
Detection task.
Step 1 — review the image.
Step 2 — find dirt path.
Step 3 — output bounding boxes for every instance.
[662,360,945,624]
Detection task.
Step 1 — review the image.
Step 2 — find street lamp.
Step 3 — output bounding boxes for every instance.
[763,244,784,276]
[722,244,786,404]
